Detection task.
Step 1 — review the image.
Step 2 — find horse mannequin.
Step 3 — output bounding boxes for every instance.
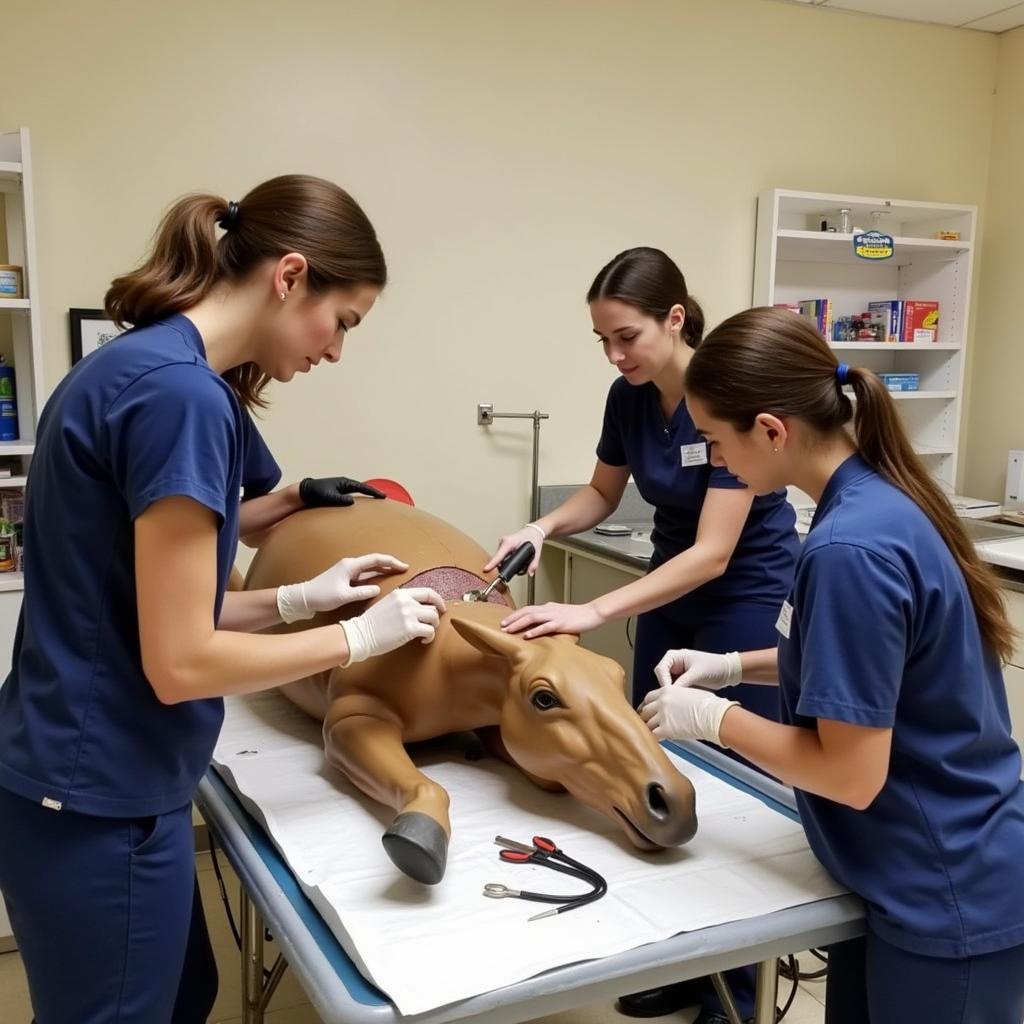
[245,500,697,884]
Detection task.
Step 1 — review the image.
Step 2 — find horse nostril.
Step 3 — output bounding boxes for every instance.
[646,782,669,821]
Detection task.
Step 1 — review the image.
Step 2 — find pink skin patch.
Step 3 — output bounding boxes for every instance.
[403,566,512,606]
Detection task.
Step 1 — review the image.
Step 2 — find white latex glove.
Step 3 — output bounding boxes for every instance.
[277,553,408,623]
[339,587,446,666]
[639,686,740,746]
[484,523,546,576]
[653,648,742,690]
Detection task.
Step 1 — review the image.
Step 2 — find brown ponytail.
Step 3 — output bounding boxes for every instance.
[104,175,386,410]
[685,306,1015,663]
[587,246,705,348]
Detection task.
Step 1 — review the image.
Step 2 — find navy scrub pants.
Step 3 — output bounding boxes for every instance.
[826,930,1024,1024]
[0,784,218,1024]
[632,596,783,1022]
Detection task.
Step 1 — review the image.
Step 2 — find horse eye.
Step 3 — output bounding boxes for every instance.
[531,690,562,711]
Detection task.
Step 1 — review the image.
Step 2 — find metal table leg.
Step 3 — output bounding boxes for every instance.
[240,888,288,1024]
[710,972,746,1024]
[241,889,264,1024]
[754,958,780,1024]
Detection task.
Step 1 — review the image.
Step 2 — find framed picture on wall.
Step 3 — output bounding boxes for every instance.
[69,308,125,364]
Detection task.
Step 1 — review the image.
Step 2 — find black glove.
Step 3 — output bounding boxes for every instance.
[298,476,387,508]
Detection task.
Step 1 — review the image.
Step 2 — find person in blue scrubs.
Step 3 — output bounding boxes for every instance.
[0,175,445,1024]
[487,249,799,1024]
[643,306,1024,1024]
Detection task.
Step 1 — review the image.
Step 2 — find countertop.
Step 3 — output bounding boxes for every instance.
[538,483,1024,593]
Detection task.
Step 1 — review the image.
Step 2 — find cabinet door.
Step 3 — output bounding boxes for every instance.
[0,590,20,943]
[0,589,22,682]
[1004,663,1024,776]
[1003,589,1024,669]
[565,554,640,698]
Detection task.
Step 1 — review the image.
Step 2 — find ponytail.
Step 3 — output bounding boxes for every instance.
[848,368,1015,662]
[686,307,1015,663]
[106,194,225,334]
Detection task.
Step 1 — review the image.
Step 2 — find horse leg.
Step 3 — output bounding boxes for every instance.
[324,709,450,885]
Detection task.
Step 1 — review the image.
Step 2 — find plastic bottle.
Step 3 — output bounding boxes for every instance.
[0,518,15,572]
[0,355,18,441]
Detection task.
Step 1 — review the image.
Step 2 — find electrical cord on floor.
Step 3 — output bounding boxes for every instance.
[208,834,273,981]
[775,953,800,1020]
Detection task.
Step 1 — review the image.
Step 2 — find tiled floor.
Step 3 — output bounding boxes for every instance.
[0,849,827,1023]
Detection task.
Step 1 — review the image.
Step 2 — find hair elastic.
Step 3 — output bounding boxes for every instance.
[835,363,850,385]
[217,201,239,230]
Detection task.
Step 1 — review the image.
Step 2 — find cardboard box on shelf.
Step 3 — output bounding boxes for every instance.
[901,301,939,343]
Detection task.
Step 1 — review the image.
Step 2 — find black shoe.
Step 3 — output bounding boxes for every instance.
[615,978,705,1017]
[694,1015,753,1024]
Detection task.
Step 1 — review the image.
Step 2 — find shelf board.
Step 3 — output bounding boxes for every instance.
[830,342,960,352]
[846,389,956,401]
[0,443,33,455]
[0,573,23,592]
[776,229,970,265]
[0,476,27,488]
[0,160,23,182]
[915,446,955,457]
[0,298,30,312]
[890,389,957,400]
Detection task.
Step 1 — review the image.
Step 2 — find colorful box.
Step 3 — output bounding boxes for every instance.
[878,372,920,392]
[901,301,939,343]
[867,301,903,344]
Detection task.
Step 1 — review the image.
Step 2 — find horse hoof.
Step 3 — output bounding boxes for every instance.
[382,812,448,884]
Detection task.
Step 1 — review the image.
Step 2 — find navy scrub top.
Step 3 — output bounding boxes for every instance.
[0,314,244,818]
[596,377,798,609]
[778,454,1024,958]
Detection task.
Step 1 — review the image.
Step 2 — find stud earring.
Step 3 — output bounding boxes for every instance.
[772,447,779,453]
[279,291,287,301]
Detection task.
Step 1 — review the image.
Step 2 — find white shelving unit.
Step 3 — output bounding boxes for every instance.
[0,127,42,949]
[754,189,976,494]
[0,128,44,605]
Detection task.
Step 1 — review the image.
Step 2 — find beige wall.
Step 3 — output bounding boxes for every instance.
[1,0,999,551]
[963,25,1024,502]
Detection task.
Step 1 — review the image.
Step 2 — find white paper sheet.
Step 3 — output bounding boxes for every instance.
[212,691,844,1015]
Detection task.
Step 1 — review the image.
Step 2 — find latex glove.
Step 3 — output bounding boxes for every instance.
[653,648,743,690]
[499,602,603,639]
[299,476,386,508]
[277,553,408,623]
[639,685,740,746]
[484,523,546,576]
[339,587,446,665]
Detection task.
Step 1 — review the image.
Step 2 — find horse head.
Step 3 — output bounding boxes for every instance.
[451,618,697,850]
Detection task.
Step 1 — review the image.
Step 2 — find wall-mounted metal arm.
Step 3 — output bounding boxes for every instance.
[477,404,550,603]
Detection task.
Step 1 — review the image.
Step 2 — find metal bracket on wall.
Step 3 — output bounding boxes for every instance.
[476,403,550,604]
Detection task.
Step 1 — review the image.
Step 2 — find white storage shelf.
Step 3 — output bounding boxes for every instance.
[754,189,977,492]
[0,127,45,610]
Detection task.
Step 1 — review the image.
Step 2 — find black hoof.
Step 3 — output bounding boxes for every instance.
[382,812,448,884]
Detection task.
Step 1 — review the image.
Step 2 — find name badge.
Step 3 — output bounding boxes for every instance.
[680,442,708,468]
[776,600,793,639]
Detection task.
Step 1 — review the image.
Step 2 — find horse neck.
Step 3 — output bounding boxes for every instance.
[441,619,516,728]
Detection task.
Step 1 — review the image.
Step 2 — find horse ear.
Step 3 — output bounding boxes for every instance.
[450,616,533,667]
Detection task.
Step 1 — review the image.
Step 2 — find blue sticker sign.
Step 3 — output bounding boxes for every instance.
[853,231,894,260]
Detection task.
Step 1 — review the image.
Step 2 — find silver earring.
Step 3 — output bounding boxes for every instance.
[772,447,779,453]
[279,291,287,302]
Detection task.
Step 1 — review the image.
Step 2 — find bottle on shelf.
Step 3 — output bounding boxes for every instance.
[0,355,17,441]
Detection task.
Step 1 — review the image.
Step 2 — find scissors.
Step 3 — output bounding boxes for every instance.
[483,835,608,921]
